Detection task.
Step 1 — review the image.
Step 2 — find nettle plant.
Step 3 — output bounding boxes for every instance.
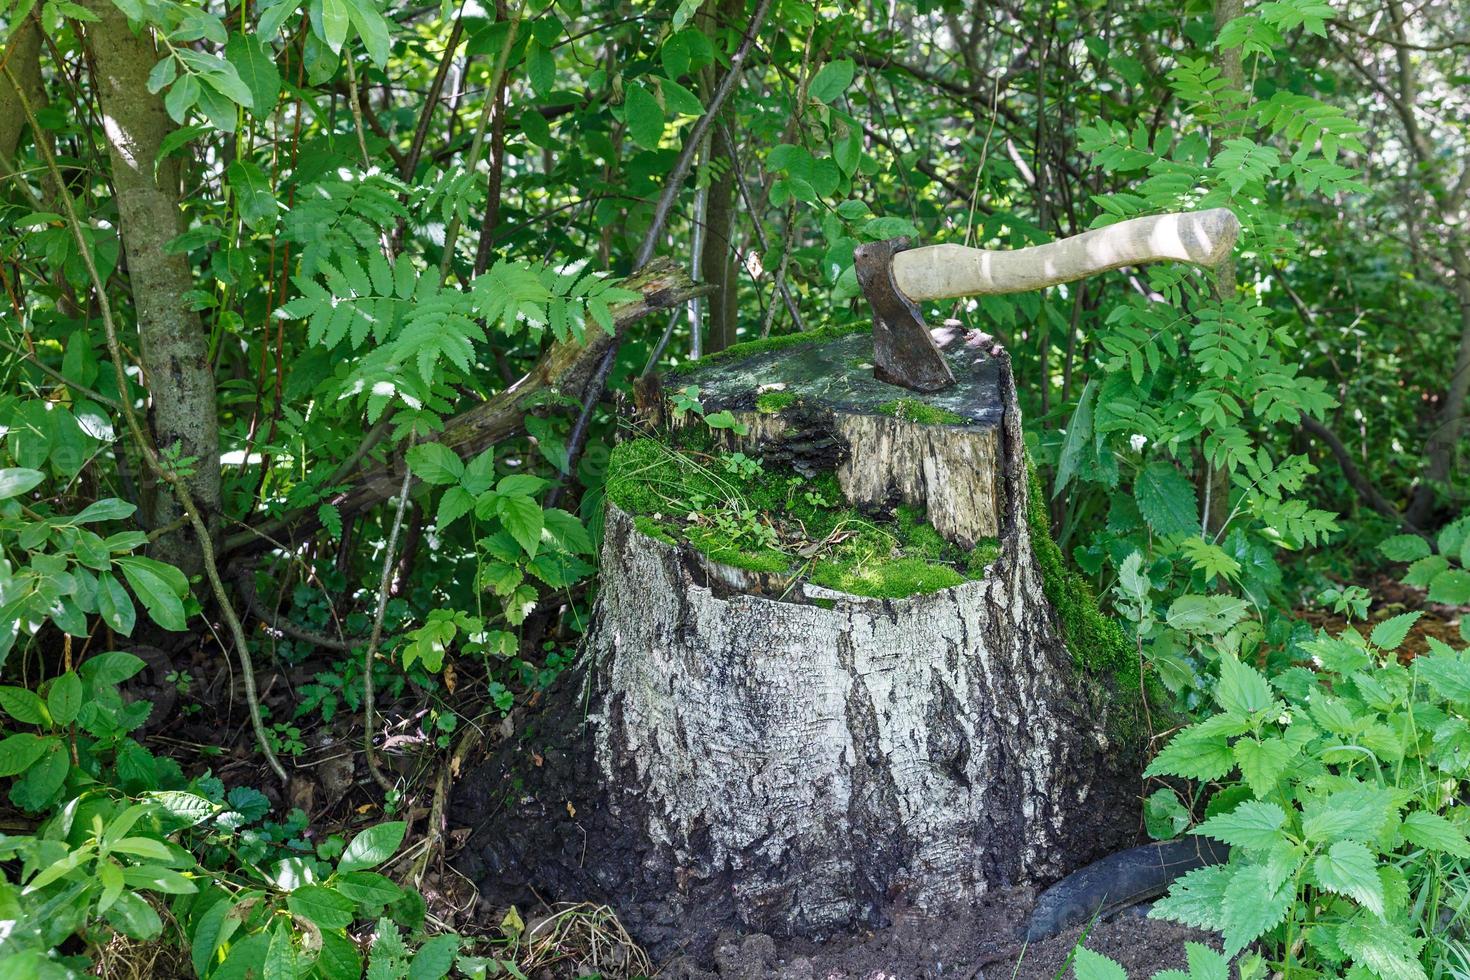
[1378,517,1470,608]
[1072,942,1265,980]
[1141,613,1470,978]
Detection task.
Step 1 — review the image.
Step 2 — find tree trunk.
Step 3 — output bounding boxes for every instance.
[0,17,45,171]
[453,328,1142,956]
[697,0,742,353]
[81,0,220,573]
[1200,0,1244,537]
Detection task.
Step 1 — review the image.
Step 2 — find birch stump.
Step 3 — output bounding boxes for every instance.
[452,325,1142,953]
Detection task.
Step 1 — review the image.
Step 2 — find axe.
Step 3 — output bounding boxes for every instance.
[854,208,1240,392]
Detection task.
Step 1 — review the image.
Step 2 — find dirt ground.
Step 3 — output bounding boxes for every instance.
[651,888,1216,979]
[1298,572,1466,662]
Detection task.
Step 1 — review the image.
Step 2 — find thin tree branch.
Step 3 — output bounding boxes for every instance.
[7,64,287,783]
[633,0,775,268]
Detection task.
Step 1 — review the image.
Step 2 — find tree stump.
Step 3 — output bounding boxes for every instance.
[452,324,1143,954]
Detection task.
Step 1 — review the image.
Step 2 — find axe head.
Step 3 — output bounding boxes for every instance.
[854,237,956,393]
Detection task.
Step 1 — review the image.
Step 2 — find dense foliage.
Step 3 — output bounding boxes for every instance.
[0,0,1467,975]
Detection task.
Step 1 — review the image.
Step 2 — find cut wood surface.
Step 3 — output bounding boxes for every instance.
[653,328,1006,545]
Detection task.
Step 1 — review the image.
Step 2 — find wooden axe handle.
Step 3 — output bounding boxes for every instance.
[890,208,1239,302]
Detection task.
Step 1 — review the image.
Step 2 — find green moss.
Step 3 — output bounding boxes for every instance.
[668,321,868,375]
[810,556,966,598]
[633,516,675,545]
[755,391,798,414]
[1025,459,1135,690]
[965,540,1002,574]
[876,399,968,426]
[605,438,984,599]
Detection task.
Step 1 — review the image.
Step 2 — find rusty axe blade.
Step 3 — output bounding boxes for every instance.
[854,208,1240,394]
[854,237,956,394]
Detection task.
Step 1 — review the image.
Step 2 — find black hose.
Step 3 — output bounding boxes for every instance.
[1025,837,1231,943]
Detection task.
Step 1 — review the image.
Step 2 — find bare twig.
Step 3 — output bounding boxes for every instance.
[439,2,523,280]
[633,0,775,268]
[363,464,415,792]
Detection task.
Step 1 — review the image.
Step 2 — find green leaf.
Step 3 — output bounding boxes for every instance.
[1233,736,1292,797]
[1144,788,1191,840]
[1399,811,1470,858]
[1304,786,1400,843]
[862,216,920,239]
[263,920,299,980]
[1134,460,1199,537]
[72,497,136,523]
[623,81,664,148]
[317,929,363,979]
[318,0,351,52]
[110,836,175,860]
[659,76,703,116]
[334,870,403,905]
[0,468,43,500]
[406,443,464,485]
[288,883,357,929]
[338,821,406,873]
[117,560,187,632]
[146,790,219,828]
[0,732,48,776]
[191,894,236,978]
[1378,534,1429,562]
[1151,863,1230,931]
[164,72,201,123]
[106,891,163,940]
[808,58,856,103]
[1071,947,1128,980]
[1220,865,1292,956]
[11,740,67,811]
[1428,569,1470,604]
[407,934,460,980]
[1416,653,1470,703]
[346,0,392,66]
[228,159,279,230]
[147,56,178,94]
[1402,554,1448,587]
[121,864,199,894]
[46,671,81,726]
[543,508,593,554]
[497,474,549,497]
[225,33,281,112]
[0,686,47,725]
[1144,723,1236,781]
[527,40,554,96]
[1370,612,1422,652]
[1314,839,1384,916]
[1194,800,1287,851]
[497,494,544,559]
[437,486,475,529]
[200,64,254,110]
[80,651,146,685]
[1337,919,1428,980]
[519,107,554,149]
[1215,654,1274,715]
[1054,380,1096,496]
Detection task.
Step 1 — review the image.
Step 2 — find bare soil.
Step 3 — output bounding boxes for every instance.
[651,888,1216,979]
